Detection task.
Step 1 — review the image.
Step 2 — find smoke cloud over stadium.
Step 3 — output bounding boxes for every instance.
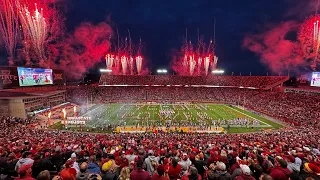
[242,21,304,74]
[52,22,112,79]
[243,0,320,74]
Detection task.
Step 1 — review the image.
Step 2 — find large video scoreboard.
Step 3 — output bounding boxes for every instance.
[0,67,65,89]
[18,67,53,86]
[311,72,320,87]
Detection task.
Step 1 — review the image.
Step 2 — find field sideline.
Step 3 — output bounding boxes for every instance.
[79,103,283,133]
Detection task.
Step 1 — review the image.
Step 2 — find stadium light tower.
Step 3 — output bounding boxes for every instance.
[157,69,168,74]
[212,69,224,74]
[100,69,112,73]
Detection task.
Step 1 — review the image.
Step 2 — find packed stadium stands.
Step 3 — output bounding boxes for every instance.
[1,75,320,180]
[0,124,319,180]
[99,75,289,89]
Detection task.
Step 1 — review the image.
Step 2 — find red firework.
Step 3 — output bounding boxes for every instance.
[298,14,320,68]
[105,33,146,75]
[172,36,217,76]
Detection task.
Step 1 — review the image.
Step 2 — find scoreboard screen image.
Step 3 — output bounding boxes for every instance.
[311,72,320,87]
[17,67,53,87]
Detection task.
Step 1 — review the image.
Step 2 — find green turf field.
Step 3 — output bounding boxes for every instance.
[79,103,283,133]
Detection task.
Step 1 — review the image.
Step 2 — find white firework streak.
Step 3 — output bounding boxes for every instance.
[114,55,120,75]
[204,56,210,75]
[105,54,114,68]
[135,56,143,75]
[0,0,19,65]
[197,57,203,75]
[213,56,218,70]
[183,55,188,74]
[18,3,47,61]
[121,56,128,75]
[189,55,196,75]
[314,20,320,65]
[129,56,134,75]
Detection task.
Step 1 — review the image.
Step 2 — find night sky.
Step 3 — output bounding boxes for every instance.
[0,0,315,76]
[65,0,316,75]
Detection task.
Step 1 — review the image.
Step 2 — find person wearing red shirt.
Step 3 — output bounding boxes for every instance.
[152,165,169,180]
[130,159,151,180]
[168,158,182,180]
[269,158,291,180]
[15,163,35,180]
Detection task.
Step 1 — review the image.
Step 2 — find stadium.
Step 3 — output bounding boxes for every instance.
[1,0,320,179]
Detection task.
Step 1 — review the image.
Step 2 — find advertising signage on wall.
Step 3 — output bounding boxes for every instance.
[52,69,65,85]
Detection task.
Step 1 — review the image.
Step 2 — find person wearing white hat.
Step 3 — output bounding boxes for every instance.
[69,152,80,173]
[234,164,255,180]
[179,153,192,175]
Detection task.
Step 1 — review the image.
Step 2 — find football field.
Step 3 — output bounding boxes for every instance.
[79,103,282,133]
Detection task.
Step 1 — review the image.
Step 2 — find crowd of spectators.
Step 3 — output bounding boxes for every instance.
[0,116,33,127]
[1,76,320,180]
[0,124,320,180]
[99,75,288,89]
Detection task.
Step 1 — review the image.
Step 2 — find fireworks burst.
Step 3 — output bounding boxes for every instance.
[17,2,47,64]
[172,29,218,76]
[0,0,19,65]
[105,32,146,75]
[135,56,143,74]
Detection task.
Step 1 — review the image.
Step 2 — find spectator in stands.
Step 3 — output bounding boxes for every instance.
[15,163,35,180]
[15,152,34,172]
[168,158,182,180]
[118,167,130,180]
[145,150,159,176]
[181,166,202,180]
[130,159,150,180]
[101,160,119,180]
[60,160,76,180]
[76,162,89,180]
[234,165,255,180]
[259,174,273,180]
[269,158,291,180]
[87,155,101,174]
[208,162,231,180]
[179,153,192,175]
[151,165,169,180]
[36,170,50,180]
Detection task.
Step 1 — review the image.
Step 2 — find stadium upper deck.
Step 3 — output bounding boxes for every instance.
[99,75,289,89]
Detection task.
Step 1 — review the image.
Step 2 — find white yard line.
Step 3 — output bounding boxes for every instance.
[224,105,271,127]
[81,104,105,117]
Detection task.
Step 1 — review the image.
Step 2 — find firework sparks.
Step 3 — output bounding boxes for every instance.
[105,34,146,75]
[136,56,143,75]
[121,55,128,75]
[0,0,19,65]
[204,56,210,75]
[172,31,217,76]
[105,54,114,69]
[298,14,320,70]
[129,56,134,75]
[17,2,47,63]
